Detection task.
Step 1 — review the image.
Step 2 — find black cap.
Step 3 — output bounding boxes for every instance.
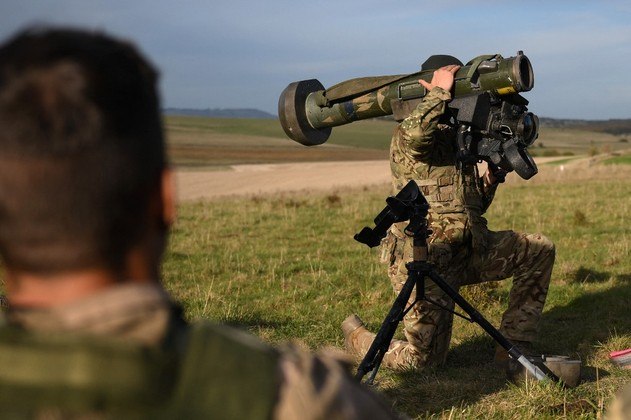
[421,55,463,71]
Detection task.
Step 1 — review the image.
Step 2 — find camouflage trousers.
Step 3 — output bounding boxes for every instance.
[353,227,555,370]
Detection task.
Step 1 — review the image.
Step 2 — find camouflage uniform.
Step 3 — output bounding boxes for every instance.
[0,284,401,419]
[351,87,555,370]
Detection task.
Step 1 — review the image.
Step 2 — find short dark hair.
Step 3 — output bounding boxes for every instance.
[0,27,166,273]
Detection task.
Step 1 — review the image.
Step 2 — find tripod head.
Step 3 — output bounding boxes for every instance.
[354,180,430,248]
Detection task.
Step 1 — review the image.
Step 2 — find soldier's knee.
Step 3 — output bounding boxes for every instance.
[528,233,555,257]
[540,234,555,255]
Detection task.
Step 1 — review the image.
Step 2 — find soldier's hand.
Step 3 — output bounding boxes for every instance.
[419,65,461,93]
[485,162,508,184]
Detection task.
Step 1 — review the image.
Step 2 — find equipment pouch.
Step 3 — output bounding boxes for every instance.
[379,231,398,265]
[418,175,466,214]
[428,242,453,270]
[466,211,489,252]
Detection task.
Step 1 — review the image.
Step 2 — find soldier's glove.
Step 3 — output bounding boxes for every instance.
[488,162,508,184]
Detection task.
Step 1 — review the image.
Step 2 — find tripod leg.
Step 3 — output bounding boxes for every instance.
[355,273,418,384]
[426,269,559,382]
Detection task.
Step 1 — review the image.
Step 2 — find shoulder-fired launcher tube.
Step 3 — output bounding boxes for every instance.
[278,52,533,146]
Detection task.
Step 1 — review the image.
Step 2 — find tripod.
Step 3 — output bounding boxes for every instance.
[353,180,557,385]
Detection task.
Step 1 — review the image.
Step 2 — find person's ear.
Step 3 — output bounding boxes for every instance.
[160,168,177,227]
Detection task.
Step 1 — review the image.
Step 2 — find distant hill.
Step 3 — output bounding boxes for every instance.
[164,107,276,119]
[540,118,631,135]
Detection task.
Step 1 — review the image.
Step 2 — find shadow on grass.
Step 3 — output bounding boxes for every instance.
[381,335,509,417]
[220,312,289,331]
[538,284,631,367]
[616,273,631,282]
[380,284,631,417]
[569,266,610,284]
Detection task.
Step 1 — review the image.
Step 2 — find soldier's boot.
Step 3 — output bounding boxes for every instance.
[341,314,375,358]
[494,340,536,369]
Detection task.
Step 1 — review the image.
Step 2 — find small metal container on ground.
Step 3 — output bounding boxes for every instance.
[508,355,582,388]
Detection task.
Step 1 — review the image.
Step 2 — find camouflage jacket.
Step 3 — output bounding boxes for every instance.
[0,284,400,419]
[389,86,498,248]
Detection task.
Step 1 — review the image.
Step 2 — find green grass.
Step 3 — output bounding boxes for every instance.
[534,127,627,155]
[166,115,287,139]
[327,119,395,149]
[603,155,631,165]
[163,173,631,419]
[165,115,629,152]
[164,115,390,168]
[165,115,395,150]
[164,116,631,171]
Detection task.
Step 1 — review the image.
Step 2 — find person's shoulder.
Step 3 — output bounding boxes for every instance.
[273,341,403,419]
[189,321,278,353]
[0,320,176,417]
[184,323,402,419]
[171,321,280,418]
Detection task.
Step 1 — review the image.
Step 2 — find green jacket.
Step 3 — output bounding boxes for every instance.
[0,320,280,419]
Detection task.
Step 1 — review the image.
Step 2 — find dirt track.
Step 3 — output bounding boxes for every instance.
[175,160,391,201]
[174,155,620,202]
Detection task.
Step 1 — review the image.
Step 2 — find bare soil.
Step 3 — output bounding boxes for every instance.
[175,160,391,201]
[175,155,630,202]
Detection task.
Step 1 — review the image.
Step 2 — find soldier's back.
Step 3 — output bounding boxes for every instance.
[0,321,280,419]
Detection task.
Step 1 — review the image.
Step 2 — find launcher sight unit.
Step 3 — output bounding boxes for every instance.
[279,52,539,179]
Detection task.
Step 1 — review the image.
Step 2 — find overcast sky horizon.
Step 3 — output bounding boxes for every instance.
[1,1,629,120]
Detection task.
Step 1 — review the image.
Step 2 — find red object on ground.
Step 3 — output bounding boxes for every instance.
[609,348,631,369]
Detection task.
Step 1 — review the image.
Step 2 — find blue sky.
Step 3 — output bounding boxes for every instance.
[1,1,629,120]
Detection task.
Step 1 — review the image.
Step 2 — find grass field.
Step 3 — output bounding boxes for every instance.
[162,151,631,419]
[1,114,628,418]
[604,155,631,165]
[161,115,631,418]
[165,116,630,168]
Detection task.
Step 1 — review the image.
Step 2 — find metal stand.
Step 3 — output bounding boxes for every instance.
[354,180,558,385]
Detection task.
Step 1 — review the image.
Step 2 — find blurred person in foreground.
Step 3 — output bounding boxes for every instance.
[606,382,631,420]
[0,27,400,419]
